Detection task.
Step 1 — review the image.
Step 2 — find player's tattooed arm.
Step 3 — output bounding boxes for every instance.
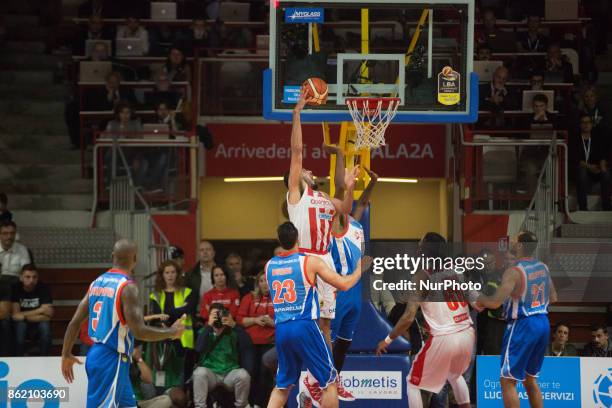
[61,292,89,383]
[549,276,558,304]
[121,283,186,341]
[309,255,361,291]
[376,271,425,355]
[288,93,308,205]
[477,267,520,309]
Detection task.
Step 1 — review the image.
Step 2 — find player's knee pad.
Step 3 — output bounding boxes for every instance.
[448,375,470,405]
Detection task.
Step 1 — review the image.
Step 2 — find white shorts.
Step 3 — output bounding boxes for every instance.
[309,251,336,319]
[407,327,475,393]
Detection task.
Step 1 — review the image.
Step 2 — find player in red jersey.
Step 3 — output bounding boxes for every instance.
[284,91,358,346]
[375,233,476,408]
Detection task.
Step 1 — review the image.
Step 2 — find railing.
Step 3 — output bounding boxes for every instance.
[520,147,556,258]
[459,125,569,220]
[98,133,199,303]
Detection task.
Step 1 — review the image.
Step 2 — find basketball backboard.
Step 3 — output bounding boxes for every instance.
[264,0,478,123]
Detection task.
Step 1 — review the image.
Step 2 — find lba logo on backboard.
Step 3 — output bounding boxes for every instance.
[340,371,402,399]
[285,8,324,23]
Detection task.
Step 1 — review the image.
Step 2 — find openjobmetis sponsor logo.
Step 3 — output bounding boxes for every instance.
[339,371,402,399]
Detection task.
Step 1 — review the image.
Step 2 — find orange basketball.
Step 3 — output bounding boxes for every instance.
[302,77,328,105]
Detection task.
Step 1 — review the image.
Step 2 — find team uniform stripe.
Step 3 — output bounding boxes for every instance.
[409,335,434,386]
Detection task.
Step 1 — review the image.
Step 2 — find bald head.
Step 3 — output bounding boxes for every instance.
[112,239,138,271]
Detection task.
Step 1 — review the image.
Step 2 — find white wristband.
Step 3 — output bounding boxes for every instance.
[384,335,393,345]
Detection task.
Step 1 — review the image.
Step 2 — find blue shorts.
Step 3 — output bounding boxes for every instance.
[275,319,337,389]
[500,314,550,381]
[86,343,137,408]
[331,289,361,342]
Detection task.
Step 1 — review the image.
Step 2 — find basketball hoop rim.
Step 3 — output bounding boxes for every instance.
[345,97,401,109]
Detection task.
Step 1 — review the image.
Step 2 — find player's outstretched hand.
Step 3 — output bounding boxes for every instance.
[171,314,187,339]
[375,340,389,356]
[294,90,309,113]
[345,165,360,189]
[61,354,82,384]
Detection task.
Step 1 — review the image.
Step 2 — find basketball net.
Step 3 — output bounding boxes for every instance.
[346,98,401,150]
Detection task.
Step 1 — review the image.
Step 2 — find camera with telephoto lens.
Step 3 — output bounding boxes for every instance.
[213,306,230,329]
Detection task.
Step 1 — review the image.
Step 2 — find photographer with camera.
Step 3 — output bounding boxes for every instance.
[148,260,196,395]
[192,303,251,408]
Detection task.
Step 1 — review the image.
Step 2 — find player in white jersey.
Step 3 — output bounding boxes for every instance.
[375,233,475,408]
[285,91,359,347]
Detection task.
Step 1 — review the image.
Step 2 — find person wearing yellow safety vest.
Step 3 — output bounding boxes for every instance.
[148,260,197,391]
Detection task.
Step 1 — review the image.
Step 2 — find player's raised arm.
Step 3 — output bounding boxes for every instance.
[323,143,346,200]
[375,270,427,355]
[353,167,378,222]
[331,165,359,214]
[61,292,89,383]
[288,92,309,205]
[307,254,361,291]
[121,283,186,341]
[477,266,520,309]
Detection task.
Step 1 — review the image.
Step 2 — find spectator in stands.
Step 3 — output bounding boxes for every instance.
[116,16,149,56]
[152,100,185,132]
[518,14,549,52]
[149,260,197,394]
[130,345,188,407]
[186,240,216,305]
[11,264,53,356]
[477,249,506,355]
[0,221,31,355]
[519,93,557,193]
[150,25,178,57]
[226,254,253,298]
[571,113,611,211]
[529,72,545,91]
[192,303,251,408]
[84,40,112,63]
[477,9,516,52]
[142,71,182,110]
[182,18,210,56]
[479,66,520,128]
[543,42,574,83]
[476,43,492,61]
[85,71,137,111]
[583,324,612,357]
[546,322,578,356]
[0,193,13,223]
[237,271,275,407]
[579,85,609,133]
[105,101,142,136]
[162,47,192,82]
[74,14,114,56]
[200,266,240,320]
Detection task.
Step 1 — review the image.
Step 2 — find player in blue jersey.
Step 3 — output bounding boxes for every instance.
[60,239,187,408]
[324,144,378,402]
[266,222,363,408]
[477,231,557,408]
